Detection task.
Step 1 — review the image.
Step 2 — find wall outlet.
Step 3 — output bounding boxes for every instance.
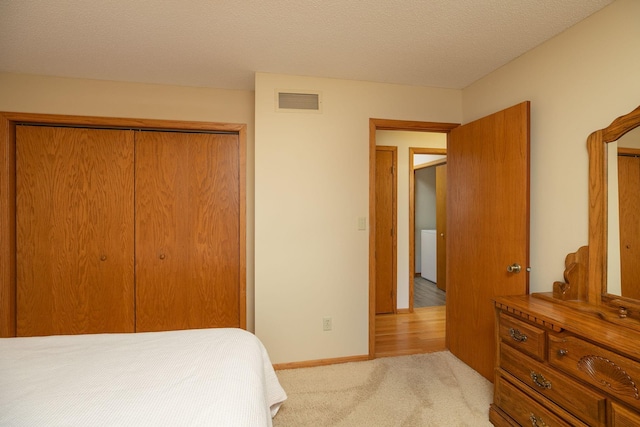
[322,317,332,331]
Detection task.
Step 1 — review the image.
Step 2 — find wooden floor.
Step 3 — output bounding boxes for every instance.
[414,276,446,307]
[374,306,446,358]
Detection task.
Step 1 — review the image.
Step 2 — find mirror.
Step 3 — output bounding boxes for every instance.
[607,126,640,299]
[587,105,640,307]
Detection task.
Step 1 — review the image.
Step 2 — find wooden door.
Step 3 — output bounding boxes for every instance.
[618,154,640,298]
[135,131,241,332]
[446,102,530,380]
[16,126,135,336]
[436,164,447,291]
[375,146,397,314]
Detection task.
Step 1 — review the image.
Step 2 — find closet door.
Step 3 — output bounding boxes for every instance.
[16,126,135,336]
[135,131,241,332]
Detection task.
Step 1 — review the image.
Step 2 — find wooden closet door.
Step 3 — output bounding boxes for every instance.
[16,126,135,336]
[135,131,241,332]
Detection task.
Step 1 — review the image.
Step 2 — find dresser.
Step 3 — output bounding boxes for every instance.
[490,294,640,426]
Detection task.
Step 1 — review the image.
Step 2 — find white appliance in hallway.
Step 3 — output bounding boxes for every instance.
[421,229,437,282]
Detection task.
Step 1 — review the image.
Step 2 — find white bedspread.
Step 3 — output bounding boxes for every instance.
[0,328,287,426]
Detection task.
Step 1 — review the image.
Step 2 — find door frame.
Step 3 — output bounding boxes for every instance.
[0,112,247,337]
[409,147,447,311]
[368,118,459,358]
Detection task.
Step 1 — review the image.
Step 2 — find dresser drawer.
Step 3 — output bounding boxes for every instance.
[610,401,640,426]
[549,334,640,411]
[494,374,589,427]
[499,312,546,361]
[500,343,606,426]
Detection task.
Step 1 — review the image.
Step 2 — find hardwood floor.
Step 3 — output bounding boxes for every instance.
[414,276,446,307]
[375,306,446,358]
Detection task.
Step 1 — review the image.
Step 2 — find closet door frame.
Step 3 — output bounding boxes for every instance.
[0,112,247,337]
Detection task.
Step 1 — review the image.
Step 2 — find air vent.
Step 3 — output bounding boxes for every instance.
[276,91,322,113]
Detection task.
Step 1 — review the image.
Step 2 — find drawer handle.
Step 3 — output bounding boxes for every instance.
[530,371,552,389]
[558,349,568,357]
[509,328,528,342]
[529,413,548,427]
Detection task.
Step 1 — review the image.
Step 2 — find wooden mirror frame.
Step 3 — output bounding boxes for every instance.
[553,105,640,322]
[588,105,640,306]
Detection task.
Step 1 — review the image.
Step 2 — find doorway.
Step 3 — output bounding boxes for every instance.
[369,103,530,379]
[411,149,447,309]
[368,119,458,357]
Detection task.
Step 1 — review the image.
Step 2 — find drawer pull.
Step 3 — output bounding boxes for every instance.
[530,371,552,389]
[529,413,548,427]
[557,349,568,356]
[509,327,528,342]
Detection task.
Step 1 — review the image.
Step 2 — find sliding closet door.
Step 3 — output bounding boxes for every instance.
[135,131,241,332]
[16,126,135,336]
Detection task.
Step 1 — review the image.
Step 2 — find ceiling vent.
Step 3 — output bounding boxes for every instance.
[276,91,322,113]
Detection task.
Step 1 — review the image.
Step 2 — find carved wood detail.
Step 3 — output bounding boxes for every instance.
[578,355,639,400]
[553,246,589,301]
[588,106,640,305]
[495,302,563,332]
[493,295,640,425]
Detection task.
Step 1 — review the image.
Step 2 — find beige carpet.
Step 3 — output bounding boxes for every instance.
[273,351,493,427]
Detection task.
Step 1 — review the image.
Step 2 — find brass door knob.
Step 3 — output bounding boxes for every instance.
[507,263,522,273]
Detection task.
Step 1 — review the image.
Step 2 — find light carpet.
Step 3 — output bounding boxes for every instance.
[273,351,493,427]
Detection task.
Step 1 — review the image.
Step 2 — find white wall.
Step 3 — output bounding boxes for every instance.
[462,0,640,293]
[254,73,460,363]
[414,154,446,166]
[376,131,446,309]
[4,0,637,365]
[0,73,258,329]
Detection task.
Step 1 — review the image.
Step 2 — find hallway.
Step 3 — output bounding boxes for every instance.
[414,276,446,307]
[375,306,446,358]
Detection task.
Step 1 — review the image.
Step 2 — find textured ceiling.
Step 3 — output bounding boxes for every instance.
[0,0,614,91]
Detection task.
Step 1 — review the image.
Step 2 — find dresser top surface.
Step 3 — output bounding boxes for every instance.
[495,293,640,361]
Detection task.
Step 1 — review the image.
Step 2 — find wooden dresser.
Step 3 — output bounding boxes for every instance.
[490,294,640,426]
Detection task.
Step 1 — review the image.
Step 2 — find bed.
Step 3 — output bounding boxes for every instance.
[0,328,287,426]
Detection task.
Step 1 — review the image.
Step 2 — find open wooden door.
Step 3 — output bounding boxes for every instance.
[446,102,530,380]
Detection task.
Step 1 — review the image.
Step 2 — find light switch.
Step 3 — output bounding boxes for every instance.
[358,217,367,231]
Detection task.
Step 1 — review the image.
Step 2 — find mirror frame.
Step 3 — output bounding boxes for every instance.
[588,105,640,306]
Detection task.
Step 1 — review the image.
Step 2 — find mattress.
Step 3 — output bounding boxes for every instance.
[0,328,287,426]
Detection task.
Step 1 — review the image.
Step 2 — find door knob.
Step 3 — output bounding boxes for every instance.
[507,263,522,273]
